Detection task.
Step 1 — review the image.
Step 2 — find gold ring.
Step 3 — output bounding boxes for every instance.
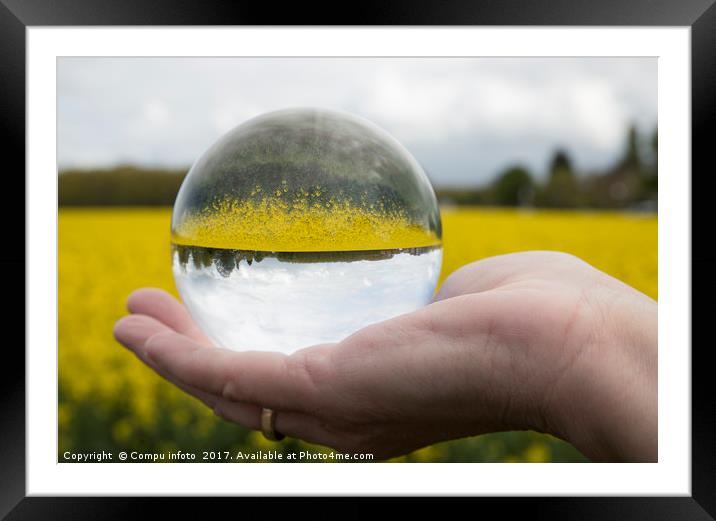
[260,407,285,441]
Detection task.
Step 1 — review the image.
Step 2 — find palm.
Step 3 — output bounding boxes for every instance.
[114,251,656,461]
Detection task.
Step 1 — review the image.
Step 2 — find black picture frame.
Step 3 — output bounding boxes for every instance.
[2,0,714,518]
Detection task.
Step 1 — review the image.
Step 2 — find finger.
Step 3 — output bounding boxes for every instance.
[126,287,211,345]
[210,400,262,428]
[142,331,320,412]
[117,302,343,447]
[115,314,341,448]
[211,400,341,449]
[433,253,536,302]
[115,314,292,425]
[273,410,343,448]
[114,313,172,358]
[113,314,219,408]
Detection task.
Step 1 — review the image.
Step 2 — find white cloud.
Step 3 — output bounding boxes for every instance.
[143,100,171,126]
[57,57,657,185]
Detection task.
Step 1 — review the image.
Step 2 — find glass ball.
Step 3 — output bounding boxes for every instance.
[171,108,442,354]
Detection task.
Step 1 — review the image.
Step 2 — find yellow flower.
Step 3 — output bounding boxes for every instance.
[58,207,656,462]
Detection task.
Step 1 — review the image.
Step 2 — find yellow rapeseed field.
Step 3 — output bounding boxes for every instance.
[58,207,656,463]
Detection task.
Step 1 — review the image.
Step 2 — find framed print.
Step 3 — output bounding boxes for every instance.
[2,0,714,517]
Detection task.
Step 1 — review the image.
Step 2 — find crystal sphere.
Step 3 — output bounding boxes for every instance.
[171,108,442,354]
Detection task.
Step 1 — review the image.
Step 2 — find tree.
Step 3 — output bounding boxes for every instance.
[642,127,658,198]
[491,166,534,206]
[551,150,573,174]
[621,124,642,172]
[536,149,580,208]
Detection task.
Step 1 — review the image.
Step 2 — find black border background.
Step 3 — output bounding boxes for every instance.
[2,0,714,518]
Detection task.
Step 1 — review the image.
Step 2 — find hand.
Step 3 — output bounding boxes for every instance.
[113,251,657,462]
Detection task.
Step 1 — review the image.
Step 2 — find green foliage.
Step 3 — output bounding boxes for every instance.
[59,389,588,463]
[490,166,535,206]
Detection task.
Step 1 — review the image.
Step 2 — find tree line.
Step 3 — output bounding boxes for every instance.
[437,125,657,210]
[59,166,187,206]
[59,125,657,210]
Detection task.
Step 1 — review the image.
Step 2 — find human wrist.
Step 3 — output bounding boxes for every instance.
[551,291,658,462]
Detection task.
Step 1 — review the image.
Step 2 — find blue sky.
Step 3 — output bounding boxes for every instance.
[57,57,657,187]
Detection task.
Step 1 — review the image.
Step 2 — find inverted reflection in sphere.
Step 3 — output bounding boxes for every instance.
[171,108,442,354]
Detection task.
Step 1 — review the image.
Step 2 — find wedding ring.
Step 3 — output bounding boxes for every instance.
[260,407,285,441]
